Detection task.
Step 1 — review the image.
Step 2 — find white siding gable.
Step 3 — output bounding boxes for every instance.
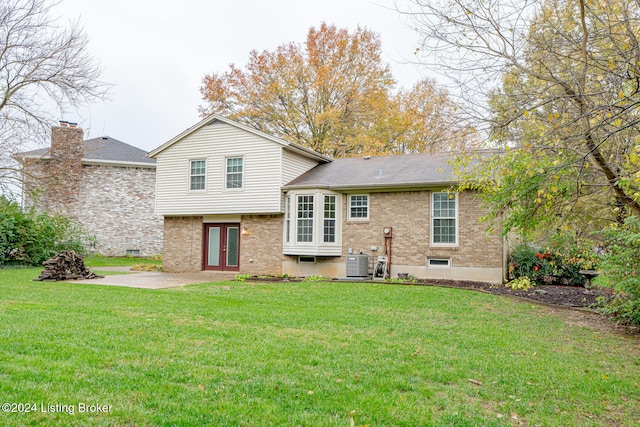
[155,121,321,215]
[281,149,319,186]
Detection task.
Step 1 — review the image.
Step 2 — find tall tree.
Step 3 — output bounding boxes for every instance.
[0,0,106,196]
[200,23,473,157]
[404,0,640,237]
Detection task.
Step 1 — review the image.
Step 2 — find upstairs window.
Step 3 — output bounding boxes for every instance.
[349,194,369,220]
[296,195,314,242]
[432,192,457,245]
[190,159,206,190]
[226,157,243,189]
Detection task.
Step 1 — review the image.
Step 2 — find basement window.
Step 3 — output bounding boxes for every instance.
[298,256,316,263]
[125,249,141,256]
[428,258,451,268]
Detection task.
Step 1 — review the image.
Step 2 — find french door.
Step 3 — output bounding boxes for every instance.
[203,224,240,271]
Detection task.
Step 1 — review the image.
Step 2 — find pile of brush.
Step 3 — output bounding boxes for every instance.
[34,250,103,281]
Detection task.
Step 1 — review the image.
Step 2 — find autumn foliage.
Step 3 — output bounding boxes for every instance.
[200,23,475,157]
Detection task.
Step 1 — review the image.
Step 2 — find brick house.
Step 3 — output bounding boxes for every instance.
[16,123,163,256]
[149,115,506,282]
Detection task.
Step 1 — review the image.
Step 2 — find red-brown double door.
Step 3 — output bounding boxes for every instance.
[203,224,240,271]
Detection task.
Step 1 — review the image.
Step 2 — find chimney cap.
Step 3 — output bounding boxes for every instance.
[59,120,68,127]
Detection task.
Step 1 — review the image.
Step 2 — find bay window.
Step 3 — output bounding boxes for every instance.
[283,190,342,256]
[296,195,314,242]
[323,195,336,243]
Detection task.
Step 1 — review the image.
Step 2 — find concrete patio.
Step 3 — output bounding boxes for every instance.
[71,267,237,290]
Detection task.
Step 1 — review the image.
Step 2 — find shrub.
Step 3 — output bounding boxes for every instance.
[506,276,534,290]
[509,244,551,282]
[0,197,91,266]
[508,240,599,286]
[302,275,326,282]
[131,264,163,272]
[597,216,640,326]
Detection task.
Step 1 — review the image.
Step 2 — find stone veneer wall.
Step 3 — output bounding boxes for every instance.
[163,216,203,272]
[75,165,163,256]
[239,214,285,275]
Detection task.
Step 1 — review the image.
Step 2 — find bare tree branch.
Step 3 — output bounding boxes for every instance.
[0,0,108,197]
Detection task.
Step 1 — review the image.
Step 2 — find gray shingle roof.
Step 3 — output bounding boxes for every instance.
[284,152,459,190]
[18,136,155,166]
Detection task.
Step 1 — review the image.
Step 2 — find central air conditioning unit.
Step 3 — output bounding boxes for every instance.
[346,254,370,277]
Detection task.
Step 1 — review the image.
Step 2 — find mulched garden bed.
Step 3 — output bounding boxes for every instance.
[245,275,612,308]
[416,279,614,308]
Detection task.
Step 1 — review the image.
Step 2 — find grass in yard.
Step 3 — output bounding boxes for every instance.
[83,255,162,267]
[1,267,639,426]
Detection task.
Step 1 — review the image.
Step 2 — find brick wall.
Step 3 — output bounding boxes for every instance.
[163,216,203,272]
[76,165,163,256]
[240,214,285,275]
[159,190,503,278]
[337,190,503,270]
[22,126,163,256]
[48,126,83,210]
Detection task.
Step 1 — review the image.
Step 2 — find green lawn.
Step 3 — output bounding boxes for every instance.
[0,268,638,426]
[84,255,162,267]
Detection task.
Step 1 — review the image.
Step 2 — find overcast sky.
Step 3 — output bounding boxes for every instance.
[53,0,428,152]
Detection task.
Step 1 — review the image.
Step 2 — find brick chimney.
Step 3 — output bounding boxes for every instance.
[48,122,84,211]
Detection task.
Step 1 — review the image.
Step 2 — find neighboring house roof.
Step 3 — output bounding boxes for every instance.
[284,152,461,190]
[148,114,331,163]
[17,137,156,168]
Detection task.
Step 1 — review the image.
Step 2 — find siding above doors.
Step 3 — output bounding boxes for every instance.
[154,121,321,215]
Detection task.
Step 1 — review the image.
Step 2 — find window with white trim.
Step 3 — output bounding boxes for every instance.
[323,195,336,243]
[189,159,206,190]
[432,192,457,245]
[349,194,369,220]
[226,157,243,189]
[428,258,451,268]
[283,191,342,256]
[296,195,314,242]
[285,196,291,243]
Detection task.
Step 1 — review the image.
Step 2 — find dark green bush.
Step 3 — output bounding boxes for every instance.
[508,241,598,286]
[0,197,90,266]
[597,216,640,326]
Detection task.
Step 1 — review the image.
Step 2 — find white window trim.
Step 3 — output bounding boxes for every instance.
[428,258,452,268]
[282,190,342,256]
[189,159,206,192]
[430,192,459,247]
[323,194,337,243]
[295,194,315,244]
[224,156,244,191]
[284,195,291,243]
[348,194,370,221]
